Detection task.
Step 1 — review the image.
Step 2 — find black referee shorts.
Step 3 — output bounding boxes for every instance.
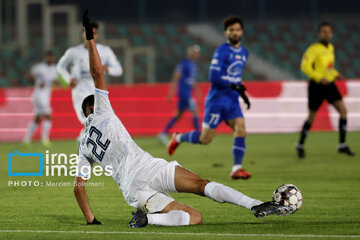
[308,80,342,111]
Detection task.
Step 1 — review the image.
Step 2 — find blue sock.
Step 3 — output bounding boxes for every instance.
[180,130,201,144]
[163,117,177,134]
[193,116,199,131]
[233,137,245,165]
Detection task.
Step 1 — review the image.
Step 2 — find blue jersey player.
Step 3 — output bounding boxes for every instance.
[168,16,252,180]
[158,46,202,146]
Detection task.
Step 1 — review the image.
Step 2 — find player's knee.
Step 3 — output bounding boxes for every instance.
[235,127,246,137]
[341,108,347,117]
[199,135,213,144]
[189,209,203,225]
[196,179,210,195]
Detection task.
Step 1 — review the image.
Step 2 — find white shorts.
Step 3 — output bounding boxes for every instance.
[33,95,51,116]
[135,160,180,213]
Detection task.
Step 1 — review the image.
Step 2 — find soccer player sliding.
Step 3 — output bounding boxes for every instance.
[168,16,252,180]
[74,10,293,228]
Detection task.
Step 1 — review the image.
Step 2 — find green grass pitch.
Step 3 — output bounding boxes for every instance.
[1,132,360,240]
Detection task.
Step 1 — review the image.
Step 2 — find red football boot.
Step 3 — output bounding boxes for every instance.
[231,168,252,180]
[167,133,180,156]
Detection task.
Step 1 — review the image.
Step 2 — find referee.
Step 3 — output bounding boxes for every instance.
[296,22,355,158]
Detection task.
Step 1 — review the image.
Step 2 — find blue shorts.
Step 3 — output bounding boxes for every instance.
[178,98,196,112]
[202,98,243,129]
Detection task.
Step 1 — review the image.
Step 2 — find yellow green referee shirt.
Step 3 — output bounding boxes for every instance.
[300,42,339,83]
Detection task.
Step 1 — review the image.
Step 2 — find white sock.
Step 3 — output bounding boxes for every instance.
[23,122,38,142]
[42,120,52,142]
[147,210,190,226]
[204,182,262,209]
[175,134,182,143]
[232,164,242,172]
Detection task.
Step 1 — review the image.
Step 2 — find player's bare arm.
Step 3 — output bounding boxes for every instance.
[72,9,104,225]
[83,9,106,91]
[26,72,35,84]
[74,177,97,223]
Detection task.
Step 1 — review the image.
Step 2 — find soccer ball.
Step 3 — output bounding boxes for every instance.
[272,184,303,212]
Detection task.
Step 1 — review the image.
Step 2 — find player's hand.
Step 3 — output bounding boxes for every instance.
[102,65,109,72]
[229,83,246,93]
[70,78,78,88]
[336,73,345,81]
[320,78,330,85]
[241,93,251,110]
[230,84,251,110]
[82,9,94,40]
[87,217,102,225]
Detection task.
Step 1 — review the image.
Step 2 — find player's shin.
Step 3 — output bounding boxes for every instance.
[163,117,177,134]
[23,121,38,142]
[178,130,201,144]
[232,137,245,170]
[193,116,200,131]
[147,210,190,226]
[339,118,347,144]
[41,120,52,142]
[204,181,262,209]
[299,121,312,145]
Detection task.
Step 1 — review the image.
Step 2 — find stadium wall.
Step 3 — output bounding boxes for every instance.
[0,81,359,142]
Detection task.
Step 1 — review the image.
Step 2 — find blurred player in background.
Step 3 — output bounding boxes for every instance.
[23,51,58,146]
[168,16,252,180]
[296,22,355,158]
[157,45,202,146]
[57,21,122,141]
[74,10,293,227]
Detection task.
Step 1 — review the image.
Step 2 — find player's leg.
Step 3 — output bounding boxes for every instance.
[296,81,324,158]
[23,115,41,143]
[331,100,355,156]
[167,127,216,155]
[162,109,184,134]
[227,117,251,180]
[158,107,184,146]
[131,165,261,228]
[189,98,200,131]
[174,166,292,218]
[129,196,201,228]
[167,102,221,155]
[41,114,52,146]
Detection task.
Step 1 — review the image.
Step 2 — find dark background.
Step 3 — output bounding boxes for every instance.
[32,0,360,23]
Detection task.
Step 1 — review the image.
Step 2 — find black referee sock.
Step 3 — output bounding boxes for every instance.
[299,121,312,145]
[339,118,347,144]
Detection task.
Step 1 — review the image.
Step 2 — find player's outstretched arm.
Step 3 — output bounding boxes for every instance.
[83,9,106,91]
[74,177,101,224]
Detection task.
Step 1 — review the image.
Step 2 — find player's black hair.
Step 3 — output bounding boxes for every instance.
[89,21,99,29]
[318,22,332,32]
[82,94,95,117]
[223,15,243,31]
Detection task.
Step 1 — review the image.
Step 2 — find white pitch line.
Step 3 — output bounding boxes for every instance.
[0,230,359,238]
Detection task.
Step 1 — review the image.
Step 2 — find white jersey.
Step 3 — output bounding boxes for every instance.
[56,44,123,123]
[30,62,57,115]
[77,89,173,208]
